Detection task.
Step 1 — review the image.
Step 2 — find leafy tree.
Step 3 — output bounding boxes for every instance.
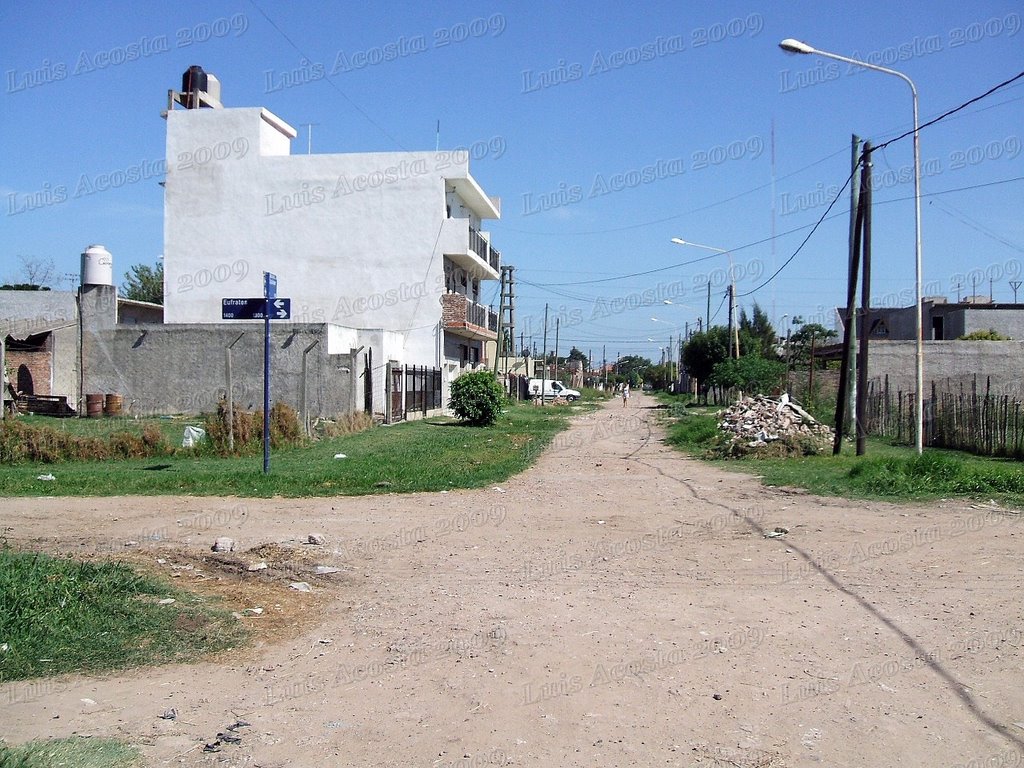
[738,302,779,359]
[121,262,164,304]
[0,283,51,291]
[645,363,673,391]
[615,355,652,382]
[682,327,730,396]
[449,371,504,426]
[709,354,786,394]
[788,323,837,366]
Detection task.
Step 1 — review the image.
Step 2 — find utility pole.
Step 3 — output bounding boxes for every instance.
[856,142,873,456]
[727,285,735,359]
[554,317,560,383]
[494,266,515,379]
[1011,281,1022,303]
[808,329,817,398]
[540,304,549,406]
[603,344,607,388]
[706,282,711,332]
[834,136,865,455]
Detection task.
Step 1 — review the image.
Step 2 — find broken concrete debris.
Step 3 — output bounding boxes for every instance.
[718,394,834,453]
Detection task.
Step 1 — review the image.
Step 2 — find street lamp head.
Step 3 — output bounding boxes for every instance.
[779,38,815,55]
[670,237,688,246]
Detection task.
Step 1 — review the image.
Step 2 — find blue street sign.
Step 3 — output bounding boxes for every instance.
[264,271,277,299]
[222,297,291,320]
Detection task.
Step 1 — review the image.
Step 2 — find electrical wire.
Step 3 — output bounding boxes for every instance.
[516,73,1024,299]
[928,199,1024,254]
[872,70,1024,154]
[247,0,408,150]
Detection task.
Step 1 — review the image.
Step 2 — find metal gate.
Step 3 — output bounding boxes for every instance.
[390,365,404,422]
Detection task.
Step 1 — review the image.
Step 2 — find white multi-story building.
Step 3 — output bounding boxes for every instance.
[162,69,502,373]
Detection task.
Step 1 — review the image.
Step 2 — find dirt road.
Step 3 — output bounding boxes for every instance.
[2,393,1023,767]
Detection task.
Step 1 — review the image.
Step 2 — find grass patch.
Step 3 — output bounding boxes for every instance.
[0,548,247,682]
[8,413,191,444]
[0,401,584,497]
[0,738,140,768]
[657,396,1024,507]
[657,395,721,450]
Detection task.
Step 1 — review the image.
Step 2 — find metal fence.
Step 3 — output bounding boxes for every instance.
[405,365,443,416]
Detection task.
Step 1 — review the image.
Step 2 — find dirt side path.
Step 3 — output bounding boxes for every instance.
[2,393,1022,767]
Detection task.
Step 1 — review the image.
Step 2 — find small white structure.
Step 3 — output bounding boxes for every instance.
[161,68,502,374]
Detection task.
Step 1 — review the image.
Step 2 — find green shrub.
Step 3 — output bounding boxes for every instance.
[449,371,505,426]
[958,328,1010,340]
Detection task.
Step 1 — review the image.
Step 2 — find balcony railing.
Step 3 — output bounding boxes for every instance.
[467,297,486,328]
[469,227,501,273]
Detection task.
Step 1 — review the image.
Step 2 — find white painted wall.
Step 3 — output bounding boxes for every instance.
[163,106,498,367]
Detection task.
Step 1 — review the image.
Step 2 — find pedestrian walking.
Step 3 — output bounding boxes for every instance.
[622,384,630,407]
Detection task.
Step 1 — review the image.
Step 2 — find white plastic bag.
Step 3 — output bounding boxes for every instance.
[182,425,206,448]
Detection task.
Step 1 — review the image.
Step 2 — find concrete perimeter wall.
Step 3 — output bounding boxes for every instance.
[82,322,357,417]
[868,340,1024,397]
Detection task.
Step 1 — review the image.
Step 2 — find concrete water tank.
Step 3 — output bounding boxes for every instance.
[81,245,113,286]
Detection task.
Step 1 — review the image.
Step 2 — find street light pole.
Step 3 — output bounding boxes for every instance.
[779,38,923,454]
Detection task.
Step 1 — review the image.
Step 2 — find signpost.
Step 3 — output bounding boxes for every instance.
[221,273,291,474]
[221,298,291,320]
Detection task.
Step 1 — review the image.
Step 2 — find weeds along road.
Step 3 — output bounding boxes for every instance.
[2,392,1023,767]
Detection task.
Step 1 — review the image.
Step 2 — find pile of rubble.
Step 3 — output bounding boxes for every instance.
[718,393,834,454]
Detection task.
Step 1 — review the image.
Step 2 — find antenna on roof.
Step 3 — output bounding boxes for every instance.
[436,120,440,151]
[300,123,319,155]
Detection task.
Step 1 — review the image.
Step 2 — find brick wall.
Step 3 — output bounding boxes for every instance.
[441,292,467,326]
[6,347,51,395]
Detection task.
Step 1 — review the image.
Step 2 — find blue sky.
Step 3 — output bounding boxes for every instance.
[2,1,1022,363]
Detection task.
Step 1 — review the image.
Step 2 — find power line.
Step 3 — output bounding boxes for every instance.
[502,147,848,238]
[519,73,1024,298]
[517,172,1023,295]
[873,70,1024,154]
[247,0,407,150]
[741,66,1022,298]
[738,170,855,298]
[928,198,1024,254]
[503,81,1022,242]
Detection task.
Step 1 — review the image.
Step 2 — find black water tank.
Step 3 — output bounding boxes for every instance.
[181,65,207,108]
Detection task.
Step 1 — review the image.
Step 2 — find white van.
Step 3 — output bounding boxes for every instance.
[527,379,581,401]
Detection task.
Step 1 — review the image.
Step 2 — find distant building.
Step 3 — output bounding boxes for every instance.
[162,66,502,374]
[810,297,1024,397]
[859,297,1024,341]
[3,67,511,422]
